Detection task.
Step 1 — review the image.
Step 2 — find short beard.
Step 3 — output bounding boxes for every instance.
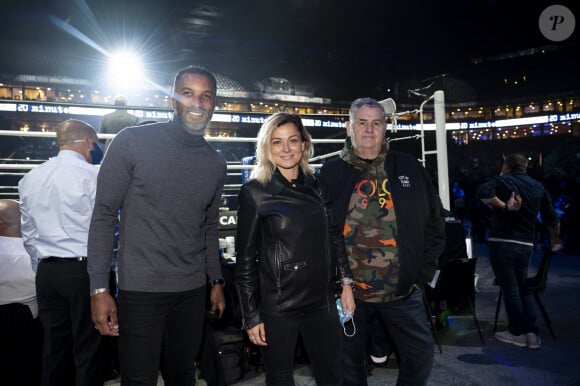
[176,112,208,136]
[183,122,207,136]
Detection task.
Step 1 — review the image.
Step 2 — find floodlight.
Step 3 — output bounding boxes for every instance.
[107,51,145,90]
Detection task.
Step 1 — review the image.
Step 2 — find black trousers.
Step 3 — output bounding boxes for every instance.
[36,260,103,386]
[261,307,342,386]
[117,286,206,386]
[0,302,43,386]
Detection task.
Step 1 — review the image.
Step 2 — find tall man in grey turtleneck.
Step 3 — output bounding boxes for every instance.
[88,65,227,385]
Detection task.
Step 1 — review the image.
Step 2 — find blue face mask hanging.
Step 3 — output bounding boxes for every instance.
[90,142,104,165]
[336,298,356,337]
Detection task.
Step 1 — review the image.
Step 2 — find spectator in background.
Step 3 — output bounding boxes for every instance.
[235,113,354,385]
[0,199,42,386]
[88,65,227,386]
[319,97,445,385]
[99,95,139,149]
[477,153,562,349]
[18,119,104,386]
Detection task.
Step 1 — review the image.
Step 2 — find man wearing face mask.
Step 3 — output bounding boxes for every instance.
[88,65,227,385]
[18,119,104,386]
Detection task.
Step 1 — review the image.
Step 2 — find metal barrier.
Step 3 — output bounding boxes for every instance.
[0,130,345,200]
[0,91,450,206]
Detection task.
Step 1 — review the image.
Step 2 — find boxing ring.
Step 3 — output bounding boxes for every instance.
[0,91,450,209]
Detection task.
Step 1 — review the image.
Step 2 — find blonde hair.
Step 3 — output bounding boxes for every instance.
[251,113,314,184]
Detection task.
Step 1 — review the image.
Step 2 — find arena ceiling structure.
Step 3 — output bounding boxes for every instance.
[1,0,578,104]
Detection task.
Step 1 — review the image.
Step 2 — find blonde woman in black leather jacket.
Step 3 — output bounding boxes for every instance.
[235,112,354,385]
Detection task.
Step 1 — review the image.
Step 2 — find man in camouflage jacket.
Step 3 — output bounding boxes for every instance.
[319,97,445,386]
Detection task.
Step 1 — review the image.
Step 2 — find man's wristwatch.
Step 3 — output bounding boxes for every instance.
[90,288,109,297]
[210,278,225,287]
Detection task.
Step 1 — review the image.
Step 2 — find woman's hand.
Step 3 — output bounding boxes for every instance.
[340,285,356,322]
[247,322,267,346]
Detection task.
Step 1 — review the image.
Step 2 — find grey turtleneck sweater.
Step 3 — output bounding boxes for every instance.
[88,118,227,292]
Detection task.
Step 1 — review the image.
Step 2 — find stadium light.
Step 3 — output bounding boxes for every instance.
[107,50,145,91]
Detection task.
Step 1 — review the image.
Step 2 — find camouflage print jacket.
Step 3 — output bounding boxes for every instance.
[319,149,445,297]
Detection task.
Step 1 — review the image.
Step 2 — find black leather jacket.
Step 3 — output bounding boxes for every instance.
[235,169,351,330]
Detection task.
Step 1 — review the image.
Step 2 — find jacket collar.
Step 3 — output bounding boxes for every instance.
[265,168,309,195]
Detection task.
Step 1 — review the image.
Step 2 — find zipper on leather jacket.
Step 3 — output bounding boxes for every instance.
[235,284,249,329]
[275,242,282,303]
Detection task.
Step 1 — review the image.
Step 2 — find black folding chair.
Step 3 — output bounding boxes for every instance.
[435,258,485,344]
[423,291,443,353]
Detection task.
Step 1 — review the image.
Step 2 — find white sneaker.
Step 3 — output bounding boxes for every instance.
[526,332,542,349]
[370,355,388,364]
[494,330,528,347]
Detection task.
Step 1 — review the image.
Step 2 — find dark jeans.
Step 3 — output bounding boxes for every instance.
[261,307,342,386]
[342,290,434,386]
[36,260,103,386]
[366,314,395,359]
[117,286,206,386]
[489,241,537,335]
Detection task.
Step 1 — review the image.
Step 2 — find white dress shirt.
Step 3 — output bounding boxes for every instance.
[0,236,38,318]
[18,150,99,271]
